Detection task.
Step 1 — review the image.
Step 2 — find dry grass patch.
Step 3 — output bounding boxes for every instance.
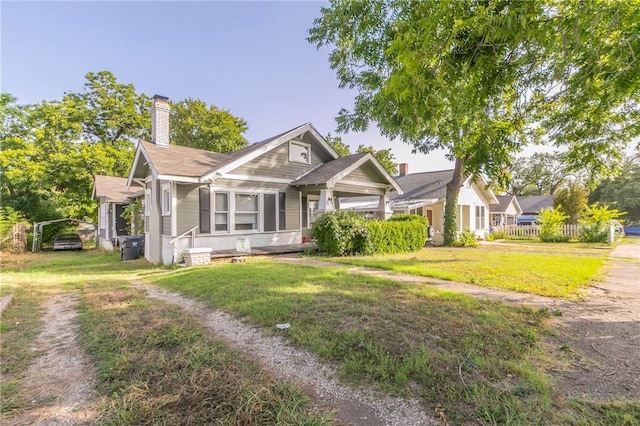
[77,284,335,425]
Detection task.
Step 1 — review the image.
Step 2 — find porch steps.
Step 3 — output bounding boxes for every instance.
[210,242,317,260]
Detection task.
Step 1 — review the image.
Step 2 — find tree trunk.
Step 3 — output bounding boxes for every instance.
[443,157,465,246]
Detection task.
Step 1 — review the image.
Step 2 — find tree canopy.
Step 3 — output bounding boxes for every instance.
[325,133,398,175]
[509,152,573,196]
[1,71,248,227]
[171,98,248,152]
[589,151,640,224]
[309,0,640,245]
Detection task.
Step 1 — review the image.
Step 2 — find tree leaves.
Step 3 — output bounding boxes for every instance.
[309,0,639,244]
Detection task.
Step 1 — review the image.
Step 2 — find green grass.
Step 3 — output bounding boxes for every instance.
[3,250,638,425]
[1,251,333,425]
[77,281,335,425]
[149,260,556,424]
[319,244,608,299]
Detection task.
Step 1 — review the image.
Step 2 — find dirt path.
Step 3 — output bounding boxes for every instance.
[135,282,438,426]
[8,292,99,426]
[278,240,640,403]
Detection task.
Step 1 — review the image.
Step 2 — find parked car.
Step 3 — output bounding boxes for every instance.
[53,233,83,251]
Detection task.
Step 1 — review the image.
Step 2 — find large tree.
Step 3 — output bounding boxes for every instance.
[309,0,640,245]
[170,98,248,152]
[510,152,573,196]
[1,71,249,226]
[589,152,640,224]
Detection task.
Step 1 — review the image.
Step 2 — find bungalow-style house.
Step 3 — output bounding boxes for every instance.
[489,195,523,226]
[515,195,554,225]
[127,96,402,264]
[340,165,499,243]
[92,175,143,250]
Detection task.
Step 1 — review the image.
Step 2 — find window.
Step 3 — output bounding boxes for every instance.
[235,194,259,231]
[199,188,211,234]
[144,189,151,216]
[475,205,486,229]
[279,192,286,230]
[264,194,276,232]
[161,183,171,216]
[301,196,308,228]
[214,192,229,232]
[289,140,311,164]
[100,204,107,230]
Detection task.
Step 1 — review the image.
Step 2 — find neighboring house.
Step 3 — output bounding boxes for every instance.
[515,195,554,225]
[126,95,402,265]
[489,195,523,226]
[92,175,143,250]
[341,165,499,243]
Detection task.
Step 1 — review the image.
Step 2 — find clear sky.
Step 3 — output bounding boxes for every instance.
[1,1,451,173]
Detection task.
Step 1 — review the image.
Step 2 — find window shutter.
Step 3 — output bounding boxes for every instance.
[199,188,211,234]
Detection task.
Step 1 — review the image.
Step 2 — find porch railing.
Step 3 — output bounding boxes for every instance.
[169,226,198,248]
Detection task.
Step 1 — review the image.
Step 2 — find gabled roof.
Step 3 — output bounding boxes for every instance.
[516,196,554,214]
[128,122,339,185]
[340,169,498,209]
[391,170,455,201]
[201,123,338,181]
[140,140,230,177]
[93,175,143,203]
[290,153,403,193]
[490,195,523,214]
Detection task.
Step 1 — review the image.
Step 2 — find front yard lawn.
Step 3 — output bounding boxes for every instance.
[320,243,609,299]
[3,250,637,425]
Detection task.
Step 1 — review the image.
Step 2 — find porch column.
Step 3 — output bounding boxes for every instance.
[378,192,393,220]
[317,188,335,213]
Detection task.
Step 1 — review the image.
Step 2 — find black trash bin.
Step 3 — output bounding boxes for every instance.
[121,236,144,261]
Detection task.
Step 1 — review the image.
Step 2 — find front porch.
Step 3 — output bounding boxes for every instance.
[208,242,317,260]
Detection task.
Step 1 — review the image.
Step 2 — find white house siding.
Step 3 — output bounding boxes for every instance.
[456,183,491,236]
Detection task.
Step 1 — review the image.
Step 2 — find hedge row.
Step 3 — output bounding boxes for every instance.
[311,211,427,256]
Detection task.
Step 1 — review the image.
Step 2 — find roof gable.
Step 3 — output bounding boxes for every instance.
[516,196,554,214]
[202,123,339,181]
[490,195,523,214]
[93,175,143,203]
[290,153,403,193]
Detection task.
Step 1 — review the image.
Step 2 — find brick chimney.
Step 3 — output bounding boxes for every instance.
[399,163,409,177]
[151,95,170,147]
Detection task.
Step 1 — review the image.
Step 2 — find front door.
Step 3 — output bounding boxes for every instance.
[308,198,319,226]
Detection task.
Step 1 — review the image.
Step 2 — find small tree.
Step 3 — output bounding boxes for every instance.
[554,182,589,224]
[536,207,570,242]
[0,206,28,253]
[121,199,144,236]
[579,203,626,243]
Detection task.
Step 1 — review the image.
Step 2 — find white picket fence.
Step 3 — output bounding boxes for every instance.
[503,224,583,240]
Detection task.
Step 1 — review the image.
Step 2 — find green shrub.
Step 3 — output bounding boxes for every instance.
[311,211,370,256]
[488,229,508,240]
[453,230,479,247]
[537,207,570,242]
[579,203,626,243]
[312,212,427,256]
[365,218,427,254]
[0,207,28,253]
[388,214,429,226]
